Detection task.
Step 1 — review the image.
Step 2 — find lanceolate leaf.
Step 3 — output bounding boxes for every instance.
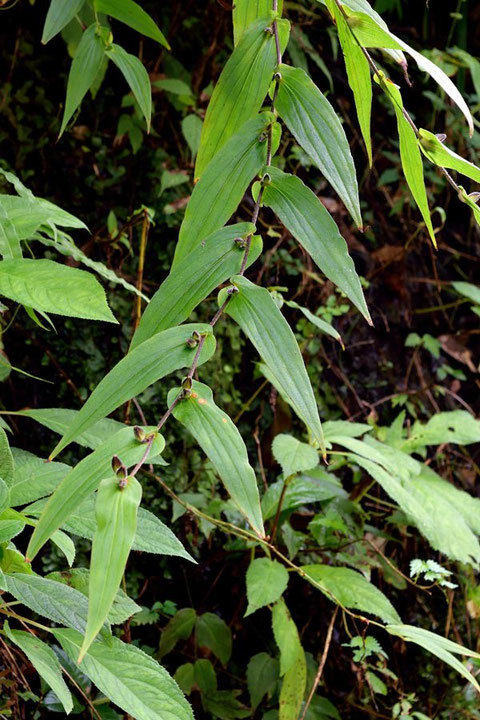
[221,276,324,450]
[387,625,480,692]
[42,0,85,44]
[262,167,370,322]
[4,623,73,714]
[79,475,141,661]
[95,0,169,48]
[272,599,306,720]
[169,380,264,537]
[50,323,216,458]
[26,426,165,561]
[195,16,288,177]
[326,0,372,165]
[419,128,480,183]
[106,44,152,130]
[54,629,194,720]
[131,223,259,350]
[0,259,117,322]
[301,564,401,624]
[232,0,283,45]
[173,112,274,268]
[0,195,87,239]
[378,76,436,247]
[60,23,105,136]
[0,427,14,485]
[275,64,362,227]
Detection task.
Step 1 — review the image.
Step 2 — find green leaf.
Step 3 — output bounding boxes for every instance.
[50,323,215,459]
[158,608,197,659]
[0,204,21,259]
[0,427,14,485]
[301,564,401,624]
[195,612,232,665]
[0,517,24,544]
[95,0,169,48]
[42,0,85,44]
[0,478,9,515]
[25,495,194,561]
[351,455,480,566]
[403,409,480,451]
[193,659,217,695]
[261,473,343,521]
[232,0,283,45]
[247,653,279,709]
[340,9,403,49]
[326,0,372,165]
[3,573,102,634]
[169,380,264,537]
[172,112,274,268]
[181,114,203,158]
[106,44,152,130]
[275,64,362,227]
[272,599,300,675]
[386,624,480,692]
[377,75,436,246]
[452,281,480,307]
[272,434,319,478]
[285,300,343,345]
[261,167,370,322]
[12,408,124,451]
[221,276,324,450]
[245,558,289,616]
[60,23,106,136]
[0,549,33,576]
[131,223,259,349]
[26,426,165,561]
[279,651,306,720]
[7,449,69,506]
[154,78,193,96]
[4,622,73,714]
[419,128,480,183]
[52,528,76,566]
[195,16,287,177]
[79,475,141,661]
[54,629,194,720]
[47,567,141,624]
[0,259,116,322]
[0,194,87,240]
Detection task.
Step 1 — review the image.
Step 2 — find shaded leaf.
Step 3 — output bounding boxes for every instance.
[106,44,152,130]
[42,0,85,44]
[158,608,196,659]
[195,613,232,665]
[245,558,289,616]
[95,0,169,47]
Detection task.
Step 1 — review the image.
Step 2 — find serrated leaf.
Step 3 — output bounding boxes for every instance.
[403,409,480,451]
[7,449,69,506]
[272,434,318,477]
[261,167,370,322]
[387,624,480,692]
[79,475,142,660]
[301,564,401,624]
[195,16,285,177]
[106,44,152,130]
[376,75,436,246]
[169,380,264,537]
[158,608,197,659]
[25,496,194,561]
[275,64,361,227]
[0,478,9,515]
[54,629,194,720]
[12,409,124,451]
[0,259,116,322]
[4,573,102,634]
[261,473,343,520]
[232,0,283,45]
[0,427,14,485]
[50,323,215,459]
[195,612,232,665]
[95,0,169,48]
[172,112,274,268]
[47,568,141,624]
[4,622,73,714]
[0,194,87,240]
[26,426,165,561]
[131,224,258,350]
[0,517,24,543]
[245,558,289,616]
[60,23,105,136]
[326,0,372,165]
[42,0,86,44]
[222,276,324,450]
[247,653,279,709]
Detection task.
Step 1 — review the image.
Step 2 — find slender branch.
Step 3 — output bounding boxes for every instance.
[299,607,339,720]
